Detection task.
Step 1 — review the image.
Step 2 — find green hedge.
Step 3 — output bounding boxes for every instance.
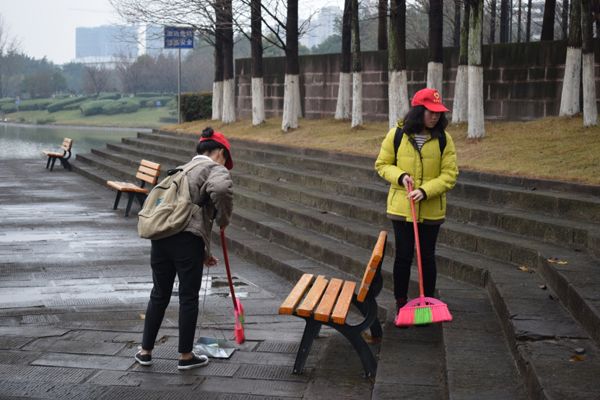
[47,97,87,113]
[80,100,115,116]
[180,92,212,122]
[0,98,14,105]
[135,96,173,108]
[136,92,165,98]
[101,99,140,115]
[1,103,17,113]
[97,93,121,100]
[17,99,53,111]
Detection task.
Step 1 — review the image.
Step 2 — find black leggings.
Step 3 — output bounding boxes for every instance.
[142,231,205,354]
[391,220,441,300]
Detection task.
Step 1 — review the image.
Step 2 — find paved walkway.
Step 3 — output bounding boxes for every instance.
[0,159,377,399]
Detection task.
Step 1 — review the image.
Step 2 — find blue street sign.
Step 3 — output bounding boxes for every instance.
[164,26,194,49]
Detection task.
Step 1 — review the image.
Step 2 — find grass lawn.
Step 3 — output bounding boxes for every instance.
[168,116,600,186]
[4,107,173,129]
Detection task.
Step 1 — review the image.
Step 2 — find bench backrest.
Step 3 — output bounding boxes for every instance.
[61,138,73,152]
[357,231,387,303]
[136,159,161,186]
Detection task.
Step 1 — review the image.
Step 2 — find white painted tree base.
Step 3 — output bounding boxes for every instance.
[388,70,409,128]
[559,47,582,117]
[582,53,597,126]
[427,62,444,95]
[452,65,468,123]
[211,81,223,120]
[282,74,300,132]
[335,73,351,120]
[352,72,363,128]
[251,77,265,125]
[467,66,485,139]
[221,79,236,123]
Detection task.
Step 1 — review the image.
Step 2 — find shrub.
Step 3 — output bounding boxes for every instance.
[97,93,121,100]
[136,92,164,98]
[1,103,17,113]
[18,99,53,111]
[35,117,56,125]
[101,99,140,115]
[136,96,174,108]
[80,100,114,116]
[0,98,14,105]
[47,97,87,113]
[180,92,212,122]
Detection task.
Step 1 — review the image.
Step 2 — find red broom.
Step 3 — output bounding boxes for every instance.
[220,227,245,344]
[395,182,452,327]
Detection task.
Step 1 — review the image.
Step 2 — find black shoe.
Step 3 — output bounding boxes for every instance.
[178,353,209,370]
[134,351,153,366]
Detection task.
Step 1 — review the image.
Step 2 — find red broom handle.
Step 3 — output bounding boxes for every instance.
[220,227,238,312]
[407,182,425,299]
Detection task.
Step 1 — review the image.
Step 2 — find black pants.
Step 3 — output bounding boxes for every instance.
[391,220,441,300]
[142,231,205,354]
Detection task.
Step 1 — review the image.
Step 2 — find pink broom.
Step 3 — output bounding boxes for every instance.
[220,227,246,344]
[395,182,452,327]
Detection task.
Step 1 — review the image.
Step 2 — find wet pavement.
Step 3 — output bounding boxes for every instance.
[0,159,377,399]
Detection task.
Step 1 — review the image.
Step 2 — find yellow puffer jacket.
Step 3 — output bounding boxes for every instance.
[375,123,458,223]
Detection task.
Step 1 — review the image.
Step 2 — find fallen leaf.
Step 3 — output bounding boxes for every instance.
[139,313,145,320]
[518,266,533,273]
[570,354,585,362]
[547,257,568,265]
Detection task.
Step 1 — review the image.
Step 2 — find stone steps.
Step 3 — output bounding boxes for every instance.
[69,129,600,399]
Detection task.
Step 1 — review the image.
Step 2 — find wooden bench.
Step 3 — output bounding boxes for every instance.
[279,231,387,378]
[42,138,73,171]
[106,159,161,217]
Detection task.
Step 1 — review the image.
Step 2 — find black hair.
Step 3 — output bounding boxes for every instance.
[196,127,231,163]
[402,105,448,137]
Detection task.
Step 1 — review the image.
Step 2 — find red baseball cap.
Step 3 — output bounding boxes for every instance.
[411,88,449,112]
[199,131,233,170]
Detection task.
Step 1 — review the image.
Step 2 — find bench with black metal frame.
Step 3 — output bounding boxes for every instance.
[278,231,387,378]
[42,138,73,171]
[106,159,161,217]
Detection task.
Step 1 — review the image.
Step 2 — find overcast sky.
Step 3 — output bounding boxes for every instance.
[1,0,344,65]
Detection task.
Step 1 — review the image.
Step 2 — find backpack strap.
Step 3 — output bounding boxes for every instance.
[393,127,446,166]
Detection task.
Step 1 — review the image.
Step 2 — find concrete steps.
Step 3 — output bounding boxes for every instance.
[70,129,600,399]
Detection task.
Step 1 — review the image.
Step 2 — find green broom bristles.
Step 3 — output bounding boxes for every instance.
[413,306,433,325]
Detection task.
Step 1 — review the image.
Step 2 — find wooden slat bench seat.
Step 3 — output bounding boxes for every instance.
[42,138,73,171]
[106,159,161,217]
[279,231,387,378]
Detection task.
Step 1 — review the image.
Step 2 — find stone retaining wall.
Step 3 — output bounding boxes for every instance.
[235,40,600,121]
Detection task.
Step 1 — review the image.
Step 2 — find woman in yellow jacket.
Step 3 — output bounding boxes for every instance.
[375,88,458,314]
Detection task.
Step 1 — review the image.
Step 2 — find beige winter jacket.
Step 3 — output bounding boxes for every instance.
[182,155,233,260]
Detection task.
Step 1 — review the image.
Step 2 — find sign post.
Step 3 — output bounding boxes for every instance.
[164,26,194,124]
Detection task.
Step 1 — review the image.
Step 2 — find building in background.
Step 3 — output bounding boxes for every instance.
[75,25,139,64]
[300,6,341,49]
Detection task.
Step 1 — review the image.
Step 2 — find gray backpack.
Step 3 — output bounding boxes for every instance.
[137,160,202,240]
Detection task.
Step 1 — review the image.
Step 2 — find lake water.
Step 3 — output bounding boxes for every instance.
[0,123,148,160]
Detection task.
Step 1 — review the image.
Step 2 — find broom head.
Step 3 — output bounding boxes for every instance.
[233,298,245,344]
[395,297,452,327]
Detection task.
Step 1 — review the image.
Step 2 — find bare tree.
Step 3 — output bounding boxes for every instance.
[378,0,388,50]
[563,0,570,39]
[83,65,110,96]
[526,0,532,41]
[213,1,224,120]
[250,0,265,125]
[0,15,20,98]
[221,0,236,123]
[335,0,352,120]
[281,0,301,131]
[351,0,363,128]
[541,0,557,40]
[427,0,444,95]
[388,0,409,128]
[560,0,581,116]
[467,0,484,139]
[517,0,522,42]
[490,0,497,43]
[500,0,509,42]
[453,0,469,123]
[582,0,597,125]
[454,0,462,47]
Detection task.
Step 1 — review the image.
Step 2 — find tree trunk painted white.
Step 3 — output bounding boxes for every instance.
[388,70,409,128]
[211,81,223,120]
[221,78,235,123]
[351,72,363,128]
[335,72,352,120]
[282,74,299,132]
[427,62,444,95]
[467,65,485,139]
[582,52,597,126]
[295,80,303,118]
[452,65,469,123]
[251,77,265,125]
[559,47,582,116]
